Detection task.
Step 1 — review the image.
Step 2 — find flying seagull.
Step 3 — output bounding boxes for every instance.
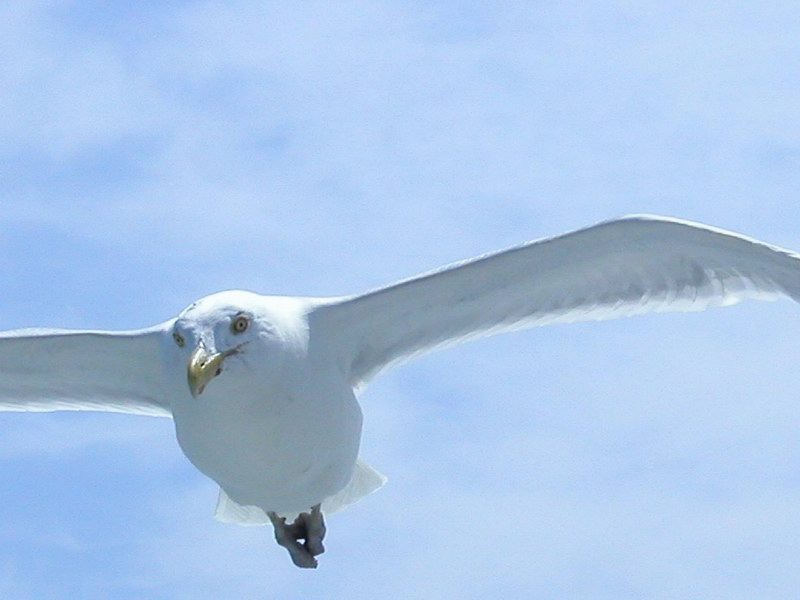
[2,215,800,568]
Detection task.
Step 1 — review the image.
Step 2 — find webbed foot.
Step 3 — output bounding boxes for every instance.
[268,504,326,568]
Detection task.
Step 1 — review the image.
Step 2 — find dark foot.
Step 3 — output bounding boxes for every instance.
[268,504,326,569]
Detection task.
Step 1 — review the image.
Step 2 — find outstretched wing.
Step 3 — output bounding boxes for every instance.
[312,215,800,385]
[0,324,172,416]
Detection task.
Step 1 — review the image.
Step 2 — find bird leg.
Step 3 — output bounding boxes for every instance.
[304,504,326,556]
[267,504,326,569]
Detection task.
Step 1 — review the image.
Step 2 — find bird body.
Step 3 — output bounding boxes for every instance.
[169,293,363,515]
[3,215,800,567]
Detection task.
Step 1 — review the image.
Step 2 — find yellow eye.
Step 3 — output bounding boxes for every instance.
[231,315,249,334]
[173,332,185,347]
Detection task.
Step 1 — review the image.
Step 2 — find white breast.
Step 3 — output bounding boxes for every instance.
[171,372,363,514]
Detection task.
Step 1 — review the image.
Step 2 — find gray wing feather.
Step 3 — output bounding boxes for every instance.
[312,215,800,385]
[0,324,171,416]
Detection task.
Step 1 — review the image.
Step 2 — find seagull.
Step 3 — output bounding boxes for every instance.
[2,215,800,568]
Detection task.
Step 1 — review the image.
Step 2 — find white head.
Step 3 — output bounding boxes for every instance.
[168,290,309,398]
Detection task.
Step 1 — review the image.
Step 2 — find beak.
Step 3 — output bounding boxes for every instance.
[187,343,227,398]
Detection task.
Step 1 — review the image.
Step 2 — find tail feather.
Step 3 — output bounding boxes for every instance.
[214,459,387,525]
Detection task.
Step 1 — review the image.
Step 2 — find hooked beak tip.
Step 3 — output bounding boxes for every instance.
[187,345,226,398]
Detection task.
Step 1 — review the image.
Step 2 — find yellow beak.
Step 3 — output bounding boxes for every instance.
[187,344,226,398]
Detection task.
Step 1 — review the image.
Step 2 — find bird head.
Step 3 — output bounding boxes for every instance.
[169,291,309,399]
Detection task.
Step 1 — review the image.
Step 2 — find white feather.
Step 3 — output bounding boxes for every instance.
[214,459,387,525]
[0,326,172,416]
[311,215,800,384]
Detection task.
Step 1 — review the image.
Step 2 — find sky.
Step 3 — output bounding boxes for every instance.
[2,1,800,598]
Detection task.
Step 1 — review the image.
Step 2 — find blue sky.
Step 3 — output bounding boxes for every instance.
[2,1,800,598]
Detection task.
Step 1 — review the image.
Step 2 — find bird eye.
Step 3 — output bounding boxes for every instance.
[231,315,249,334]
[173,332,185,347]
